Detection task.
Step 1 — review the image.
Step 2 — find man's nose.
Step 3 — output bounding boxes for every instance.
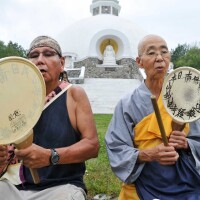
[35,53,45,64]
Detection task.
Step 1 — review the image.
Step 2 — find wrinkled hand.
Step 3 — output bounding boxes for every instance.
[152,143,179,165]
[169,131,188,150]
[0,145,8,166]
[139,143,179,165]
[14,144,50,169]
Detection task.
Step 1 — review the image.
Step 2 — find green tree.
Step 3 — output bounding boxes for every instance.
[170,44,189,68]
[0,40,26,58]
[175,46,200,70]
[0,41,7,58]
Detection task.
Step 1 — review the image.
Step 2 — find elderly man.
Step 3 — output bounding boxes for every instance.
[0,36,99,200]
[105,34,200,199]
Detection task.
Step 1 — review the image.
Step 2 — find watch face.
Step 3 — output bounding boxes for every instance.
[51,149,59,165]
[52,155,59,163]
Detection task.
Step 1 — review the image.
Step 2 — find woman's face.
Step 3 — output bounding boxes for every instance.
[137,36,171,81]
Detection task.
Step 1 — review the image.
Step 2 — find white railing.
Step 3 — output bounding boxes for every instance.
[66,66,85,84]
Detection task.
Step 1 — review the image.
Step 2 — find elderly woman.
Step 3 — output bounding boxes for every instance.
[105,34,200,199]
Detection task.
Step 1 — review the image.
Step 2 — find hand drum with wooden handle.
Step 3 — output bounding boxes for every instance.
[162,66,200,130]
[151,67,200,146]
[0,56,46,184]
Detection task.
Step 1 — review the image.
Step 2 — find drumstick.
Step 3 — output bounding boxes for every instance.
[151,95,168,146]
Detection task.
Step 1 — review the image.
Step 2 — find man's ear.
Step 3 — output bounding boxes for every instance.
[60,57,65,71]
[136,56,143,69]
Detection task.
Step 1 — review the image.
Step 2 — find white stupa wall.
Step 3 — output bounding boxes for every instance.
[57,15,148,62]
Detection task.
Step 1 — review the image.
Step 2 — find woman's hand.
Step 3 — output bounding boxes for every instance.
[169,131,188,150]
[138,143,179,165]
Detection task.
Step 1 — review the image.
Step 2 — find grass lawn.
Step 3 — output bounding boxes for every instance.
[84,114,122,199]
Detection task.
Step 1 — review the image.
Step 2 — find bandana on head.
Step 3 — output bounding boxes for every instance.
[26,36,62,57]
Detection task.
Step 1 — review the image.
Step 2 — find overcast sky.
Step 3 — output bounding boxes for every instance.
[0,0,199,51]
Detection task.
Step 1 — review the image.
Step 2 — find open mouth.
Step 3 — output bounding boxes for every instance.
[40,69,47,73]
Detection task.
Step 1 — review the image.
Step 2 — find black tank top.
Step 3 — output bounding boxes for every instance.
[17,91,86,191]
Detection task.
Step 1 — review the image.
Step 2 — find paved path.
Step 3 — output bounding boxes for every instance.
[79,78,141,114]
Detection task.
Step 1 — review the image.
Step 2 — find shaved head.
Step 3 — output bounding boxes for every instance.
[137,34,168,56]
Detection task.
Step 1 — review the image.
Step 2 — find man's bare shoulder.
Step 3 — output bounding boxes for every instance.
[68,85,88,102]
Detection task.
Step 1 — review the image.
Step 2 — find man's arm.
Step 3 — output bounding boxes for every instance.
[57,86,99,164]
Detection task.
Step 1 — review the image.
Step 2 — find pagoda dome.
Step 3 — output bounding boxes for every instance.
[57,1,148,62]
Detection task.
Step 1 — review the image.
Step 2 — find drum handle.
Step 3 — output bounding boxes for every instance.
[171,120,186,131]
[29,168,40,184]
[14,129,40,184]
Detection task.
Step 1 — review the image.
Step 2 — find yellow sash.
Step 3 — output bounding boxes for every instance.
[119,95,189,200]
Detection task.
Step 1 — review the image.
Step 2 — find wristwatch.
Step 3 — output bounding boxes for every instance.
[50,148,60,165]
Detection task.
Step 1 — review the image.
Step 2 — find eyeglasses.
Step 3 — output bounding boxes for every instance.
[143,50,170,58]
[28,50,59,60]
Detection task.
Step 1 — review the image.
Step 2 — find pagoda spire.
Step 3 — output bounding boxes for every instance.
[90,0,121,16]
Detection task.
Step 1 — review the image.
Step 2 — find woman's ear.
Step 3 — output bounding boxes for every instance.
[136,56,143,69]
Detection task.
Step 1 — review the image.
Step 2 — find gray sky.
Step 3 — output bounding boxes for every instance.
[0,0,199,50]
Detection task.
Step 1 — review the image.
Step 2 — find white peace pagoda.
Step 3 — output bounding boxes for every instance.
[56,0,148,113]
[57,0,147,69]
